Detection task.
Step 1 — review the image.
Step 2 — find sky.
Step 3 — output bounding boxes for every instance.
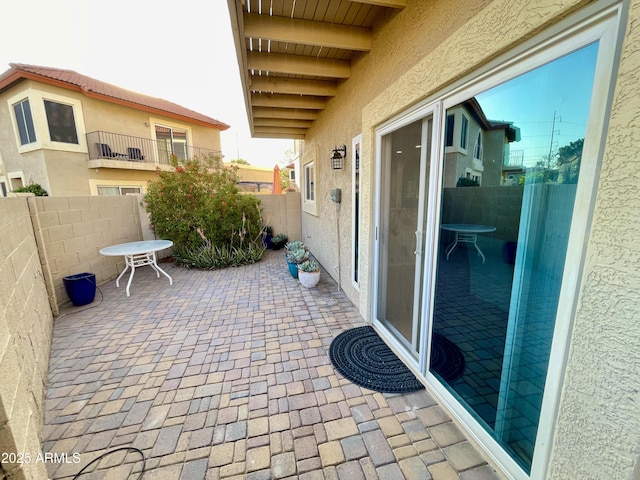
[476,42,597,167]
[0,0,293,169]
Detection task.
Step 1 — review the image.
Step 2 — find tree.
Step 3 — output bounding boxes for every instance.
[230,158,250,165]
[556,138,583,184]
[144,154,263,251]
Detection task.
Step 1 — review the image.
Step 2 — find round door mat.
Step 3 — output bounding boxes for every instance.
[329,326,424,393]
[329,326,466,393]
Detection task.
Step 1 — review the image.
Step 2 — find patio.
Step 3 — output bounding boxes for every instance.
[43,250,503,480]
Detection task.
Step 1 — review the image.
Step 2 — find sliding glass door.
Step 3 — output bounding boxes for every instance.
[373,7,619,473]
[375,112,434,358]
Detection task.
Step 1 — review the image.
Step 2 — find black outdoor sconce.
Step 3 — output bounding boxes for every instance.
[331,145,347,170]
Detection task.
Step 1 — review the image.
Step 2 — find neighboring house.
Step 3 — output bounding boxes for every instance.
[444,98,520,187]
[231,163,276,193]
[0,64,229,197]
[228,1,640,480]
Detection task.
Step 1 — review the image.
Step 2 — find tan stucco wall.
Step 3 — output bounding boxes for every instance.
[0,198,52,480]
[301,0,639,478]
[300,0,492,309]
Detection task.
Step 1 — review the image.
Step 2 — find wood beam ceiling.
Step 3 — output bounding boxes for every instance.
[244,13,372,51]
[230,0,405,139]
[350,0,406,7]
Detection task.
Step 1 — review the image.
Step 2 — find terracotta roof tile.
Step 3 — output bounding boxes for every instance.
[1,63,229,130]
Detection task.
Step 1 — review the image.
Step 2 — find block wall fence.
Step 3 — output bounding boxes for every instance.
[0,191,300,479]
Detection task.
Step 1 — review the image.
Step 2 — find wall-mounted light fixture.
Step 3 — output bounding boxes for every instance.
[331,145,347,170]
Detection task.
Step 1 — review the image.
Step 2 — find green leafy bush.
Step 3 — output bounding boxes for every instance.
[144,154,265,268]
[14,183,48,196]
[456,177,480,187]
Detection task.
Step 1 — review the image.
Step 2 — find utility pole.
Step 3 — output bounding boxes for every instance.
[547,111,561,168]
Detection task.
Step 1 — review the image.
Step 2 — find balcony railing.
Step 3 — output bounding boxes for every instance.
[86,131,222,166]
[504,149,525,169]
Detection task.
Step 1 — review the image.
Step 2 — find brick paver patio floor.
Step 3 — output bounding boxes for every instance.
[43,250,504,479]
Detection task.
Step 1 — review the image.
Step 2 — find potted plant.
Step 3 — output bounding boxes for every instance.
[262,226,274,249]
[298,259,320,288]
[286,247,309,278]
[284,240,305,252]
[271,233,288,250]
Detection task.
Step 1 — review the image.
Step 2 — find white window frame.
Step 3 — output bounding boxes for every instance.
[460,113,469,151]
[97,185,143,196]
[473,130,483,160]
[13,98,37,145]
[304,162,315,203]
[351,134,362,289]
[6,88,87,154]
[372,2,624,479]
[8,171,26,191]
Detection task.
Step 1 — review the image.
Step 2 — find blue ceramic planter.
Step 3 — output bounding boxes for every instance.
[287,261,299,278]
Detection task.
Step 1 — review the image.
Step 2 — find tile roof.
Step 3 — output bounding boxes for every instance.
[0,63,229,130]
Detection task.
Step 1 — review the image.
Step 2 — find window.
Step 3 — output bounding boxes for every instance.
[156,125,188,163]
[445,114,455,147]
[434,39,601,477]
[97,186,142,196]
[460,114,469,149]
[352,135,362,287]
[44,100,78,144]
[13,99,36,145]
[290,169,296,181]
[304,162,315,202]
[373,5,621,477]
[474,130,482,159]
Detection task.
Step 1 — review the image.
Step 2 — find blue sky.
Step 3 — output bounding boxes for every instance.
[476,42,598,166]
[0,0,293,169]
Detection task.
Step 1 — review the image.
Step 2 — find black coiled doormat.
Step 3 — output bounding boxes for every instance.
[329,326,466,393]
[329,326,424,393]
[429,331,466,383]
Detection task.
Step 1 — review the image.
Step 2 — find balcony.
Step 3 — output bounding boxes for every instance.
[86,131,222,171]
[503,149,525,170]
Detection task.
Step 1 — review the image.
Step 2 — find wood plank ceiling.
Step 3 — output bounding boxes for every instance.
[227,0,406,139]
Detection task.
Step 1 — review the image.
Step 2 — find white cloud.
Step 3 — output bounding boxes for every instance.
[0,0,293,168]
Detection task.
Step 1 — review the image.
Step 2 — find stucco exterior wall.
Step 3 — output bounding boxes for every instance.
[301,0,639,478]
[300,0,492,310]
[0,198,52,480]
[0,78,223,196]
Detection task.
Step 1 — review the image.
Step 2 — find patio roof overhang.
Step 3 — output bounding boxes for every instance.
[227,0,406,139]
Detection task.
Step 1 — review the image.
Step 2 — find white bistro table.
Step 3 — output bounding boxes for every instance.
[441,224,496,264]
[100,240,173,297]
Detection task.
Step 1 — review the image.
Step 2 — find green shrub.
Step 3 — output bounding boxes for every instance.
[144,154,265,268]
[14,183,48,196]
[456,177,479,187]
[172,242,265,269]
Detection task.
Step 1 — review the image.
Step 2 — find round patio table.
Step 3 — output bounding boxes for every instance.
[100,240,173,297]
[441,224,496,264]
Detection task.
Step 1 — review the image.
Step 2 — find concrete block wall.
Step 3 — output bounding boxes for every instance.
[441,186,524,242]
[0,198,52,480]
[259,192,302,242]
[29,195,143,315]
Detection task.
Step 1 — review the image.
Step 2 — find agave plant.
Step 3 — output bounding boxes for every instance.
[286,247,309,264]
[297,259,320,273]
[284,240,305,251]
